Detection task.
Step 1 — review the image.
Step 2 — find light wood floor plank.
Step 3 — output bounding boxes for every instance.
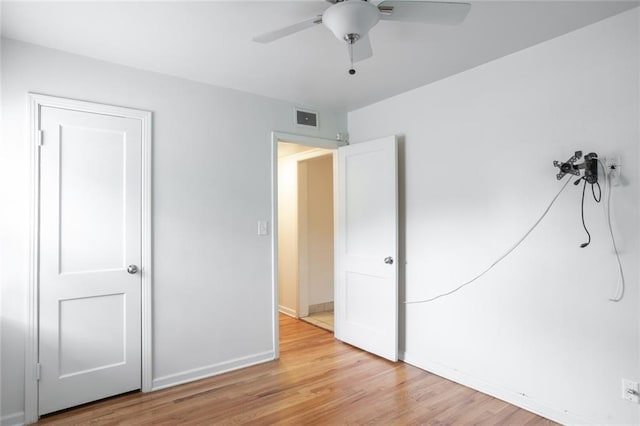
[38,315,557,425]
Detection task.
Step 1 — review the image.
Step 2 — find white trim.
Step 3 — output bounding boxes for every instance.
[25,94,40,425]
[332,151,340,338]
[278,305,297,318]
[275,132,343,150]
[25,93,153,423]
[0,412,25,426]
[151,351,275,390]
[271,131,342,360]
[402,353,595,425]
[140,99,154,394]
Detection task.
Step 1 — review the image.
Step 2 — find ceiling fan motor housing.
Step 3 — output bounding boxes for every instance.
[323,0,380,43]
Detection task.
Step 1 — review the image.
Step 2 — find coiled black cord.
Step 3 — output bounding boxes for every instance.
[578,178,602,248]
[592,180,602,202]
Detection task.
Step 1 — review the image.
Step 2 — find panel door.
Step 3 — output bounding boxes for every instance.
[335,135,398,361]
[38,106,142,415]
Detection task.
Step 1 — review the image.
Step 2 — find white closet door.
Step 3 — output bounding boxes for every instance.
[38,106,142,415]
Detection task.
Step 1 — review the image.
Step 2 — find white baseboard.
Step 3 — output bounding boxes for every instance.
[401,352,594,425]
[152,350,275,391]
[278,305,297,318]
[1,412,25,426]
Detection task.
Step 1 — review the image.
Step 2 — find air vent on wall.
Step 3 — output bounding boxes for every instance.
[295,108,319,129]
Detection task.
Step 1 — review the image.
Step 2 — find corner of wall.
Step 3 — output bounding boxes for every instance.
[151,350,275,391]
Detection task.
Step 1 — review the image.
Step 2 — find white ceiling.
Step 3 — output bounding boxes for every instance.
[2,1,637,111]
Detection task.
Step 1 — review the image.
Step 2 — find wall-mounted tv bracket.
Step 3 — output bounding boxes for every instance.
[553,151,598,184]
[554,150,601,249]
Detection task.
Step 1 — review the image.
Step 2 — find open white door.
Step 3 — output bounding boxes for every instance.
[335,135,398,361]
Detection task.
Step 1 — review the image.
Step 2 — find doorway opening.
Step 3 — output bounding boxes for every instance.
[272,132,399,362]
[276,140,336,333]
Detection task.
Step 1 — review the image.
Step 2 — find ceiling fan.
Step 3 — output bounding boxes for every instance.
[253,0,471,75]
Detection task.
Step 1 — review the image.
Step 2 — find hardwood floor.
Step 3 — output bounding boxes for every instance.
[38,315,556,425]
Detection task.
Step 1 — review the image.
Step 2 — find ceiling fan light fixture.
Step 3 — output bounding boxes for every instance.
[322,0,380,43]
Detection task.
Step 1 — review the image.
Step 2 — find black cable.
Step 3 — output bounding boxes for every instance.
[580,179,591,248]
[579,177,602,248]
[592,181,602,202]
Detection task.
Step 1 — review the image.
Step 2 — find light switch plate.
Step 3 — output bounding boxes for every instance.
[257,220,269,236]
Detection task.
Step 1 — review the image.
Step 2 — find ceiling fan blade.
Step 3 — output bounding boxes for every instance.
[253,16,322,43]
[352,35,373,63]
[378,1,471,25]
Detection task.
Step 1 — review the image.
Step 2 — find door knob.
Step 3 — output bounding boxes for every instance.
[384,256,394,265]
[127,264,139,274]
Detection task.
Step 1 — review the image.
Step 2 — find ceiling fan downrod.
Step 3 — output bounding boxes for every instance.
[345,33,359,75]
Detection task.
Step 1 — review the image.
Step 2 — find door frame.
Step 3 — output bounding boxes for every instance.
[25,93,153,423]
[270,131,344,358]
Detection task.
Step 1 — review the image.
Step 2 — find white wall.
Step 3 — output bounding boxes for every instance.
[0,38,346,422]
[277,154,299,316]
[349,9,639,425]
[302,155,334,307]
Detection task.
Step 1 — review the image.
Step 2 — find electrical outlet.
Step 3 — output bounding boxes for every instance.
[605,156,621,186]
[622,379,639,403]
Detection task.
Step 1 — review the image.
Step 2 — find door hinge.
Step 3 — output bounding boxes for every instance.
[37,130,44,147]
[36,363,41,381]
